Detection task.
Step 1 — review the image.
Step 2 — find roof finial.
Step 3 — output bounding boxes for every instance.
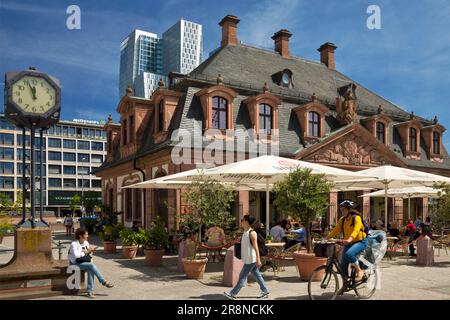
[410,111,415,120]
[433,115,438,124]
[216,74,224,85]
[377,105,384,114]
[263,82,269,93]
[107,114,113,123]
[311,93,317,102]
[158,78,165,88]
[126,85,133,96]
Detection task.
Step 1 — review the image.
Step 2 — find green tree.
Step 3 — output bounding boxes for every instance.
[0,193,13,212]
[70,194,82,215]
[12,191,30,213]
[429,183,450,234]
[181,175,235,259]
[273,168,333,253]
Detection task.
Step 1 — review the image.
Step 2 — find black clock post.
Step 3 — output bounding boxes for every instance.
[4,67,61,228]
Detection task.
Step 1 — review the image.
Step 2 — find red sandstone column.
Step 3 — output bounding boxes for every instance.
[422,197,429,220]
[394,198,404,226]
[238,191,249,220]
[362,191,371,222]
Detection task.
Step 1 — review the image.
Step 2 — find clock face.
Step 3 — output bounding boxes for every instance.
[11,75,56,115]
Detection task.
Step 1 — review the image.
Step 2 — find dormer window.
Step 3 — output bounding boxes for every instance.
[409,127,417,152]
[212,96,228,130]
[308,111,321,137]
[376,122,385,144]
[433,131,441,154]
[259,104,273,135]
[272,69,294,88]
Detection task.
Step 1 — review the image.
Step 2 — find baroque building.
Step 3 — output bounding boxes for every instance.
[96,15,449,230]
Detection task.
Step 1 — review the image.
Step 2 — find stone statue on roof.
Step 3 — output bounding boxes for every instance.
[336,83,358,125]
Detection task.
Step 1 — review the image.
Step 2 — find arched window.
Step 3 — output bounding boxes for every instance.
[433,131,441,154]
[376,122,385,144]
[212,96,228,129]
[158,100,164,132]
[259,104,273,135]
[308,111,320,137]
[409,127,417,152]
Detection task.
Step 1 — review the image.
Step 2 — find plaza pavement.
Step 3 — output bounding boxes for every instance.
[1,232,449,300]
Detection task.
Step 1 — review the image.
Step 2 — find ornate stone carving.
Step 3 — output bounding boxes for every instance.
[336,83,358,125]
[216,74,224,85]
[305,132,386,165]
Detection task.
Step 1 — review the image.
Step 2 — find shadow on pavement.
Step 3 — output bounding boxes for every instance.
[189,294,227,300]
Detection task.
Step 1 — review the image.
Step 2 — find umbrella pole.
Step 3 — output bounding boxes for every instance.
[384,183,388,230]
[266,178,270,236]
[408,197,411,220]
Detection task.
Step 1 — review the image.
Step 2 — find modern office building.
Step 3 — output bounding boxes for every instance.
[0,115,107,216]
[118,29,163,99]
[119,20,202,99]
[162,19,203,75]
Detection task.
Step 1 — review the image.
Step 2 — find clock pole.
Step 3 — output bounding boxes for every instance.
[20,127,27,226]
[39,128,48,226]
[30,128,36,227]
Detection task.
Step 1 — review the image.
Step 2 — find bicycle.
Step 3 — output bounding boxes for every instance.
[308,240,379,300]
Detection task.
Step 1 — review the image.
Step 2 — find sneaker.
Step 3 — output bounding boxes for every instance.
[102,281,114,288]
[257,291,270,299]
[224,292,236,300]
[87,292,95,299]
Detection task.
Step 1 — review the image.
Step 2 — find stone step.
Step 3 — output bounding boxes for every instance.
[0,287,85,300]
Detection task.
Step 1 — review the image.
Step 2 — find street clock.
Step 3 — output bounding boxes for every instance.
[4,67,61,128]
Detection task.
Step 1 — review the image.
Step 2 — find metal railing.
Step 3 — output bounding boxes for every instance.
[0,240,65,260]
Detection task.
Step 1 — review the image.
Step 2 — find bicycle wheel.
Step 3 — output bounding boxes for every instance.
[354,266,378,299]
[308,266,339,300]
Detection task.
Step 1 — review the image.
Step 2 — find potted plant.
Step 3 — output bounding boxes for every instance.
[99,224,123,254]
[0,218,14,244]
[430,183,450,237]
[119,227,143,259]
[274,168,333,281]
[141,216,169,266]
[181,175,235,279]
[266,235,273,243]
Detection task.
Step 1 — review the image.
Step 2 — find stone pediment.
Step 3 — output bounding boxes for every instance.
[297,124,404,167]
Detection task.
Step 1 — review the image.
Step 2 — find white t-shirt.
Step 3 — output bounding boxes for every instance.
[241,230,257,264]
[68,240,90,264]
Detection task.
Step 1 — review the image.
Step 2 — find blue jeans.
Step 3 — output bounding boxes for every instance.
[230,263,269,296]
[340,238,368,277]
[77,262,105,294]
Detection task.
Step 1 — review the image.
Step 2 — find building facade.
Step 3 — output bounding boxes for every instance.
[119,20,203,100]
[0,115,106,216]
[98,15,450,231]
[119,29,163,99]
[162,19,203,76]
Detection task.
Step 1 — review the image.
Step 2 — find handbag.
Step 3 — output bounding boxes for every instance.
[76,254,92,263]
[233,242,241,260]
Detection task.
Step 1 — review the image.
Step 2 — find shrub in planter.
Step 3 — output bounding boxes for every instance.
[0,218,14,244]
[141,216,169,266]
[119,227,143,259]
[99,224,123,254]
[274,168,333,280]
[180,175,235,279]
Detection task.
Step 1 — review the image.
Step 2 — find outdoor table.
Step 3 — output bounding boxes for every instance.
[264,242,285,276]
[386,236,400,260]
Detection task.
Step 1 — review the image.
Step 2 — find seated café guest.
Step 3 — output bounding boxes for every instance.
[254,220,266,239]
[424,217,432,227]
[369,222,378,230]
[414,216,423,229]
[388,221,401,243]
[376,219,384,230]
[131,221,140,232]
[285,223,306,249]
[270,221,285,242]
[404,219,418,256]
[205,225,225,247]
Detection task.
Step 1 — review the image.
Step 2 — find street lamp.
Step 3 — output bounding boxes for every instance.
[79,154,89,217]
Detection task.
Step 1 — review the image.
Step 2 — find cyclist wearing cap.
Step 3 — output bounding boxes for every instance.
[326,200,368,282]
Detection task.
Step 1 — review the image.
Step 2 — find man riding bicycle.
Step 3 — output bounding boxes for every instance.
[326,200,368,283]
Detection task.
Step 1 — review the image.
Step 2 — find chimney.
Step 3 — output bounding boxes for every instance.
[272,29,292,59]
[318,42,338,70]
[219,15,240,48]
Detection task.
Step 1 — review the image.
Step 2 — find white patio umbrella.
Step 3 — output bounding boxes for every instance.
[166,155,372,235]
[336,166,450,226]
[360,187,442,220]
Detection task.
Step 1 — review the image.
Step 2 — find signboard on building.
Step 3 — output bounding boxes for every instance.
[48,190,102,206]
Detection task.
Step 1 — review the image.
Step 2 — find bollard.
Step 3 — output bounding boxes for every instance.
[58,241,62,260]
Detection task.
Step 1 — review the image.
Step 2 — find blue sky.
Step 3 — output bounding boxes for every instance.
[1,0,450,148]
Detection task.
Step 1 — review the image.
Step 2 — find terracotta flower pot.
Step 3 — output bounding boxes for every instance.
[103,241,117,254]
[293,252,328,281]
[182,257,208,279]
[122,245,139,259]
[144,249,165,266]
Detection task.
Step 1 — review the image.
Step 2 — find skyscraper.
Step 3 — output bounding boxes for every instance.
[118,20,203,99]
[118,29,163,98]
[163,19,203,75]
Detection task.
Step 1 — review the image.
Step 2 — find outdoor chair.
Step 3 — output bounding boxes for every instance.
[200,242,225,263]
[433,235,450,257]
